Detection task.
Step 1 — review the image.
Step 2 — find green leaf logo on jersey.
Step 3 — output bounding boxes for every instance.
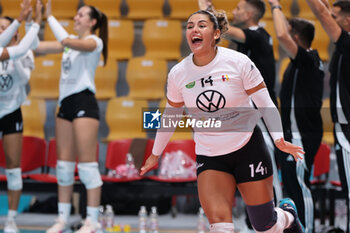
[186,81,195,89]
[64,47,70,53]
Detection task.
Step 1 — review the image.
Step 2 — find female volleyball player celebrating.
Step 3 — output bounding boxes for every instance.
[34,0,108,232]
[141,10,305,233]
[0,0,42,232]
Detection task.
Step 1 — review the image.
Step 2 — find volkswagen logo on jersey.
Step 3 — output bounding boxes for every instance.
[62,57,71,74]
[0,74,13,92]
[196,90,226,112]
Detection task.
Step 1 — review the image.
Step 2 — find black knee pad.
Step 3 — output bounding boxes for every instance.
[246,200,277,231]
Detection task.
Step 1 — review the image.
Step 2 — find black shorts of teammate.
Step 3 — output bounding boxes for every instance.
[0,108,23,135]
[196,126,273,184]
[57,89,99,122]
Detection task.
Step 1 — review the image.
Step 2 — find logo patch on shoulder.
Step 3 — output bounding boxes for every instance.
[222,75,229,82]
[186,81,195,89]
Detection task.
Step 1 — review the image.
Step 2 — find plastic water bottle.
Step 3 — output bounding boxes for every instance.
[197,207,206,233]
[149,206,159,233]
[105,205,115,232]
[98,205,105,230]
[126,153,135,178]
[138,206,148,233]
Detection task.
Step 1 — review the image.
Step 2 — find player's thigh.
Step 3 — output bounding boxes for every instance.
[197,170,236,223]
[56,117,75,161]
[73,117,99,162]
[232,127,274,205]
[3,133,22,168]
[237,175,274,205]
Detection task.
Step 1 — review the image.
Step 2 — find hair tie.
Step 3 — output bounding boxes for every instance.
[205,10,219,29]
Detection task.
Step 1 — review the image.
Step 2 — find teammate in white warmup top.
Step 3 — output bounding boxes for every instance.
[0,0,41,232]
[141,10,305,233]
[34,0,108,232]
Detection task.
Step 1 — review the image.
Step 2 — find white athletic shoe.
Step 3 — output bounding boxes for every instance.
[46,219,71,233]
[74,219,100,233]
[4,219,19,233]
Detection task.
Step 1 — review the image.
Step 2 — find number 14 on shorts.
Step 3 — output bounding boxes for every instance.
[249,161,267,178]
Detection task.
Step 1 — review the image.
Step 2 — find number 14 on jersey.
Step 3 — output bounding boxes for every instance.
[249,161,267,178]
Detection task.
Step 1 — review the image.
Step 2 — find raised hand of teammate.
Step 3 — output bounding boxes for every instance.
[25,4,33,23]
[198,0,214,11]
[275,138,305,161]
[34,0,43,24]
[140,154,159,176]
[45,0,52,18]
[18,0,33,22]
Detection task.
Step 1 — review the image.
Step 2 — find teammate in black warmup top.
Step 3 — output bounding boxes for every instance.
[199,0,277,105]
[306,0,350,232]
[269,1,324,232]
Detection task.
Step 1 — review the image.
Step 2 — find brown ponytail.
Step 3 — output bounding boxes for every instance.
[88,6,109,66]
[214,10,228,36]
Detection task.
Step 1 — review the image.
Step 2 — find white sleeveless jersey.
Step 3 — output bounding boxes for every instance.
[167,47,263,156]
[0,50,34,118]
[59,34,103,104]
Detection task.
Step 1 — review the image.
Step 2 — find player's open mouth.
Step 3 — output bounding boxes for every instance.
[192,36,203,44]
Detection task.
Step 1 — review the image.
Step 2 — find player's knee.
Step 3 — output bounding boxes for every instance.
[78,162,102,189]
[5,168,22,190]
[246,200,280,232]
[56,160,75,186]
[207,206,232,223]
[210,222,234,233]
[6,156,20,168]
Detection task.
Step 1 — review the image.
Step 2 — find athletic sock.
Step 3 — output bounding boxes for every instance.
[58,202,71,223]
[86,206,99,224]
[7,210,17,220]
[210,222,234,233]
